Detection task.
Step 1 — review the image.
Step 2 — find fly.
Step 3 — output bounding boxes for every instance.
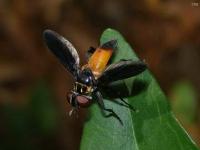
[43,29,147,124]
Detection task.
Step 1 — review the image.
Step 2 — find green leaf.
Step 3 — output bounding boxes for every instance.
[80,29,199,150]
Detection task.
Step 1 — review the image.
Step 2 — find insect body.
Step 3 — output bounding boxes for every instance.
[43,29,147,123]
[86,41,115,78]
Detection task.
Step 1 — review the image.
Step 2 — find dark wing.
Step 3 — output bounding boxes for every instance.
[43,29,80,77]
[100,39,117,50]
[98,60,147,84]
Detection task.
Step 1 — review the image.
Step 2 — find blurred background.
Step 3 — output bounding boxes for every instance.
[0,0,200,149]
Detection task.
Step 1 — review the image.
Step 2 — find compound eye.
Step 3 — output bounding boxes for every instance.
[76,96,90,107]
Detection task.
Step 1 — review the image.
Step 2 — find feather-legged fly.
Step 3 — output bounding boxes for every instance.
[43,29,147,123]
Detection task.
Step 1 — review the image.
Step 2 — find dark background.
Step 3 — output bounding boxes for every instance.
[0,0,200,149]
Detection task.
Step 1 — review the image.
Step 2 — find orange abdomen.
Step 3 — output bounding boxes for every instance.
[87,48,113,77]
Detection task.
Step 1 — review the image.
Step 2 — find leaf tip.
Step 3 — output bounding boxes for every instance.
[102,28,120,36]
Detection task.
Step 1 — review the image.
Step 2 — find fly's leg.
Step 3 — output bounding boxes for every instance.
[94,90,123,125]
[118,97,135,111]
[104,85,136,111]
[69,108,78,117]
[68,94,79,117]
